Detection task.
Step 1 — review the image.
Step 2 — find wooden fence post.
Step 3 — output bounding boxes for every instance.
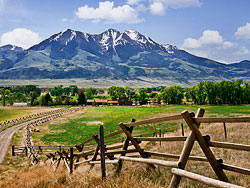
[99,124,106,180]
[169,108,204,188]
[181,110,228,182]
[223,122,227,139]
[69,147,74,174]
[181,123,184,136]
[12,145,15,156]
[159,129,162,146]
[116,119,135,173]
[25,146,28,157]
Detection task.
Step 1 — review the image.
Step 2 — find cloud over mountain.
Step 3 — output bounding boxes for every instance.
[235,22,250,40]
[75,1,143,24]
[0,28,41,49]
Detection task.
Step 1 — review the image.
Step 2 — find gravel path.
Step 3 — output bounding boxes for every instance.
[0,121,28,163]
[0,108,69,164]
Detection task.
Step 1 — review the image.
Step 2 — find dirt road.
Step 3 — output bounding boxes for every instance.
[0,107,84,164]
[0,122,28,163]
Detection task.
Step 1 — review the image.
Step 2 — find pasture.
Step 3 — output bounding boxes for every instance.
[0,106,54,123]
[30,105,250,146]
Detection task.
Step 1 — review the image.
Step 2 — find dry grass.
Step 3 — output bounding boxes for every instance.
[0,106,55,123]
[0,115,249,187]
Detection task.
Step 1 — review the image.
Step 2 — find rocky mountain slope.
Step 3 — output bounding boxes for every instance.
[0,29,249,84]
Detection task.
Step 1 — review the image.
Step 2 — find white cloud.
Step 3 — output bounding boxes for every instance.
[235,47,249,56]
[223,41,234,49]
[0,28,41,49]
[164,0,201,9]
[75,1,143,24]
[199,30,223,46]
[183,38,201,49]
[235,22,250,40]
[182,30,233,49]
[150,2,165,15]
[127,0,144,5]
[148,0,201,16]
[182,30,237,62]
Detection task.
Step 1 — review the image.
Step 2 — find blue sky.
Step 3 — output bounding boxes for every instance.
[0,0,249,63]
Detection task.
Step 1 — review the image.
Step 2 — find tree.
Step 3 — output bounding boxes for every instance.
[138,88,148,105]
[107,86,126,100]
[78,91,86,105]
[63,87,71,96]
[85,89,94,99]
[0,88,10,106]
[161,85,184,104]
[69,85,79,96]
[40,93,52,106]
[29,91,37,106]
[50,85,64,96]
[24,85,41,97]
[125,86,136,102]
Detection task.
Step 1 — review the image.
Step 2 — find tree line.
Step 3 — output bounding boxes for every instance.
[107,79,250,105]
[0,80,249,106]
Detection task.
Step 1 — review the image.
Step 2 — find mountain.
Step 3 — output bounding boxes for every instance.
[0,29,249,84]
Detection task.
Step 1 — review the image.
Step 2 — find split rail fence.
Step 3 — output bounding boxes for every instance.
[11,106,85,164]
[12,108,250,188]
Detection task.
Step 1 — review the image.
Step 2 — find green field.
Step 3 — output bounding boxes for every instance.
[38,105,250,146]
[0,107,31,123]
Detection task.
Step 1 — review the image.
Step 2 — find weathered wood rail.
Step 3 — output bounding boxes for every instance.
[12,108,250,187]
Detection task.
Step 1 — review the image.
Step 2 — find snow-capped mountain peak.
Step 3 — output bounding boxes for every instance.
[163,44,177,54]
[0,44,23,52]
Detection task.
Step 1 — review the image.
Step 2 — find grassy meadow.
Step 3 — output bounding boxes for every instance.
[0,106,54,123]
[1,104,249,188]
[30,105,250,146]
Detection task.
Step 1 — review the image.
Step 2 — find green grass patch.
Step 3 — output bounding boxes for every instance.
[40,105,250,146]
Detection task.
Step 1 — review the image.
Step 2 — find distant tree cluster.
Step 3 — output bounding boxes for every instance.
[107,79,250,105]
[185,80,250,105]
[0,85,41,106]
[0,80,249,107]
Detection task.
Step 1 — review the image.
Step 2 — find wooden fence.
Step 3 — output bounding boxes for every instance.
[12,108,250,187]
[0,107,69,128]
[12,106,85,164]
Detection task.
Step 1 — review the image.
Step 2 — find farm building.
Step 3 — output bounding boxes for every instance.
[87,99,119,106]
[13,102,28,106]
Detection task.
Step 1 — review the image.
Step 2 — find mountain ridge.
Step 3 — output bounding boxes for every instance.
[0,28,249,83]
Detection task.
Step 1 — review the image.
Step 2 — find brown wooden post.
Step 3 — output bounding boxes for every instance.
[159,129,162,146]
[12,145,15,156]
[169,109,204,188]
[181,123,184,136]
[69,147,74,174]
[99,124,106,180]
[223,122,227,139]
[183,111,228,182]
[119,122,155,169]
[89,135,100,171]
[25,146,28,157]
[116,119,135,173]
